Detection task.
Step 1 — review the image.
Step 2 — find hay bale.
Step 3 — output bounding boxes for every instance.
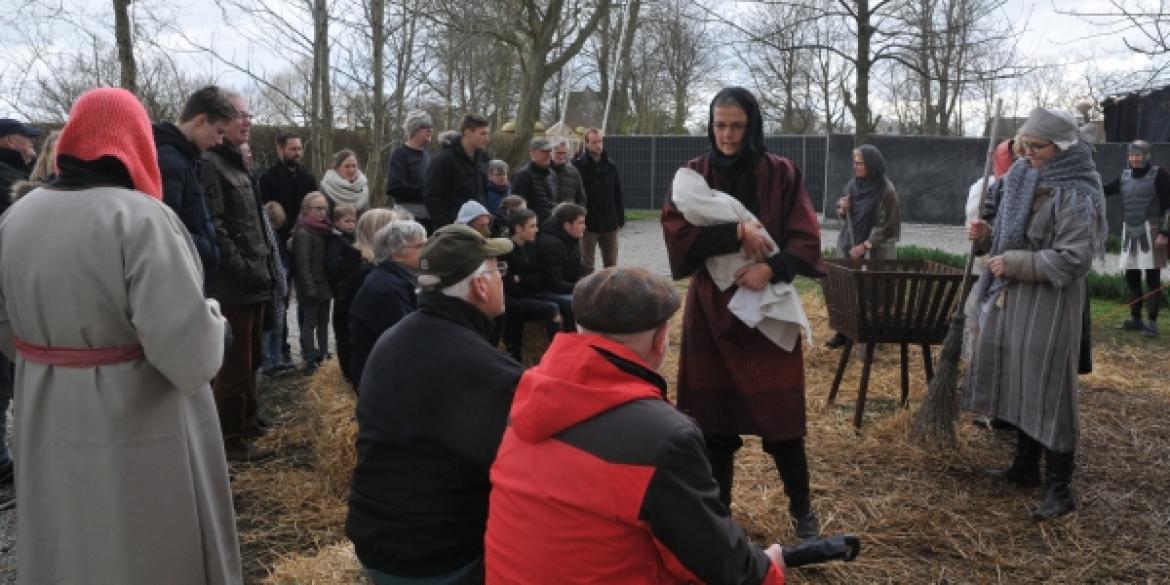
[262,541,367,584]
[305,361,360,499]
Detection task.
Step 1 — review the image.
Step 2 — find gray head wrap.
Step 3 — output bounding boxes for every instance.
[403,110,434,139]
[1018,107,1079,150]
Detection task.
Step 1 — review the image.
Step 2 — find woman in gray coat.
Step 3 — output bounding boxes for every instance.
[965,107,1107,520]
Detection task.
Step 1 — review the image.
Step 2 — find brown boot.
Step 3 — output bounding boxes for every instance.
[225,439,275,463]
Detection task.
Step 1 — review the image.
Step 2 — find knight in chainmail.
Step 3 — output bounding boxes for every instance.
[1103,140,1170,336]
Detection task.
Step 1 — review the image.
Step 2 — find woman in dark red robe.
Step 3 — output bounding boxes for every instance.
[661,87,825,539]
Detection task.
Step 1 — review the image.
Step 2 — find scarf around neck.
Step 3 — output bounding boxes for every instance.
[296,214,333,237]
[978,140,1105,303]
[707,87,766,213]
[837,144,890,253]
[320,168,369,210]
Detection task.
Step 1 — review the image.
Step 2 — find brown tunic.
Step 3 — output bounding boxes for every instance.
[662,154,824,441]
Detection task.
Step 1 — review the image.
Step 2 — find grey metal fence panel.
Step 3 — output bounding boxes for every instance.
[603,134,1163,228]
[605,135,828,211]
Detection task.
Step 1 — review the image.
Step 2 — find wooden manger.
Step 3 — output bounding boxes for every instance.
[822,258,973,428]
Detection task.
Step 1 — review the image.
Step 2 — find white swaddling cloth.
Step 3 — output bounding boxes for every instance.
[671,167,813,350]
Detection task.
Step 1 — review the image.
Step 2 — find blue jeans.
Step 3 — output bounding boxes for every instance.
[363,558,482,585]
[531,292,575,331]
[261,328,284,371]
[0,359,12,465]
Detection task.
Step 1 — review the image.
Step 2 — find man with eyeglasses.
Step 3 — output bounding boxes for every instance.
[550,137,586,205]
[347,224,522,585]
[201,92,278,463]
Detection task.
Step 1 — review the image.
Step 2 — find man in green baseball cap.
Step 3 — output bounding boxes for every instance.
[347,222,521,584]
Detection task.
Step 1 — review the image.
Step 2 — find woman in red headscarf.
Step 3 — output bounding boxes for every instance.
[661,87,825,540]
[0,88,241,584]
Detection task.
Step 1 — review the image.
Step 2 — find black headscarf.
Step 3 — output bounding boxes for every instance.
[837,144,889,254]
[707,87,766,213]
[46,154,134,192]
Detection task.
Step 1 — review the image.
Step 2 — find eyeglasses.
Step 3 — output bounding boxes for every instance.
[492,261,508,277]
[406,241,426,249]
[714,122,747,132]
[1022,140,1053,151]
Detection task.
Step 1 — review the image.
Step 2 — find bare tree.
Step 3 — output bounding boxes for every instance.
[1061,0,1170,86]
[649,0,714,133]
[433,0,612,165]
[113,0,136,93]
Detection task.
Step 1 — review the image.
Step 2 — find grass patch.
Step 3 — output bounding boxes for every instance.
[625,209,661,222]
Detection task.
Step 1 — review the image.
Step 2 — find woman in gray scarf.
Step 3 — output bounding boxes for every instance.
[825,144,901,348]
[965,107,1107,521]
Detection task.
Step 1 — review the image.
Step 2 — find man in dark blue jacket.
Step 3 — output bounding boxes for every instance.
[154,85,237,287]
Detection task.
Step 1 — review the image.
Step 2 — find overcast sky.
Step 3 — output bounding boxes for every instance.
[0,0,1163,130]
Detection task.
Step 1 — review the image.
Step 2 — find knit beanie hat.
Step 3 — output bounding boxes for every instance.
[55,87,161,199]
[456,199,491,225]
[1018,107,1079,150]
[403,110,434,139]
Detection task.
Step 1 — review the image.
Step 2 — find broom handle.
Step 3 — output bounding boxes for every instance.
[955,98,1003,319]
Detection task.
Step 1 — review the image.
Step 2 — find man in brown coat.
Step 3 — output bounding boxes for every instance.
[202,92,277,462]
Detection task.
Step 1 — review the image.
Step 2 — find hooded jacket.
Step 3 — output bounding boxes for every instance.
[425,140,487,227]
[153,122,219,282]
[485,333,784,585]
[531,216,584,294]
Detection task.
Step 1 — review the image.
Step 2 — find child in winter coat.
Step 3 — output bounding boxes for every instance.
[261,201,293,375]
[291,192,333,371]
[326,204,361,381]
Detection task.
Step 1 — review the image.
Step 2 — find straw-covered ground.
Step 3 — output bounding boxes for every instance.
[236,283,1170,584]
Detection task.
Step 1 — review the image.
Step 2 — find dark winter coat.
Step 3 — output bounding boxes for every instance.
[486,334,784,585]
[500,239,542,298]
[662,153,824,442]
[202,143,275,306]
[574,151,626,233]
[424,142,486,227]
[552,161,586,205]
[326,231,361,297]
[347,260,417,390]
[153,123,219,281]
[510,162,558,222]
[0,148,29,216]
[531,216,585,295]
[291,225,332,303]
[259,162,318,245]
[347,292,522,577]
[385,144,431,205]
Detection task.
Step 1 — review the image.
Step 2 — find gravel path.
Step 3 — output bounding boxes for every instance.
[608,217,1127,276]
[0,216,1141,582]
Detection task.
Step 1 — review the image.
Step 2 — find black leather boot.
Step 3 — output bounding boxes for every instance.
[984,429,1041,487]
[1033,449,1076,520]
[765,438,820,540]
[704,434,742,509]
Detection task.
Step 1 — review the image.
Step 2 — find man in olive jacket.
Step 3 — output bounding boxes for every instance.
[202,93,277,463]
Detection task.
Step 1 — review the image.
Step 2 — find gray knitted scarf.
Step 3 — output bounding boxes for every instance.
[978,140,1105,304]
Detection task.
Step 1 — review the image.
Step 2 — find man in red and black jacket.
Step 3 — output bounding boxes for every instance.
[485,267,785,584]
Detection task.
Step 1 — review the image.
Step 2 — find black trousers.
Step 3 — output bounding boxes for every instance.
[704,434,812,512]
[1126,268,1162,320]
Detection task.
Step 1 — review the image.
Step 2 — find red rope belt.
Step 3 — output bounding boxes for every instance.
[13,337,144,368]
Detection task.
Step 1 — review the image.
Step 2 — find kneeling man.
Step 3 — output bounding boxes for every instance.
[485,267,785,584]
